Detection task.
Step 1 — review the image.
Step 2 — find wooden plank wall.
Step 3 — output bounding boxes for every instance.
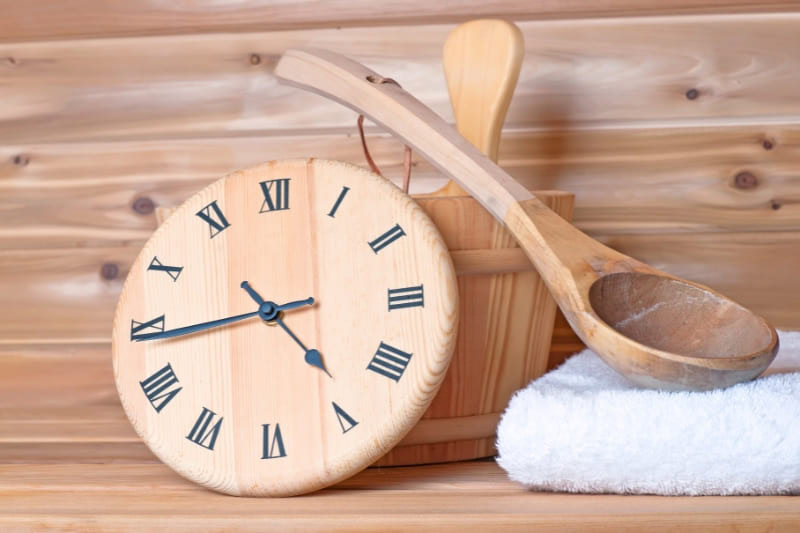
[2,1,800,411]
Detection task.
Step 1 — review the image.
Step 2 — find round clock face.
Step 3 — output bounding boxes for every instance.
[112,159,458,496]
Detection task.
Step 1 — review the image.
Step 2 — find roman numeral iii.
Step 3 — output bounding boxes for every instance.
[368,223,406,253]
[139,362,183,413]
[388,285,424,311]
[186,407,223,450]
[332,402,358,434]
[130,315,165,341]
[259,178,290,213]
[261,424,287,459]
[196,200,230,239]
[367,342,412,382]
[147,256,183,282]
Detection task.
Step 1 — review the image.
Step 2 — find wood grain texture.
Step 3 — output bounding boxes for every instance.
[112,159,458,495]
[5,15,800,144]
[2,1,796,42]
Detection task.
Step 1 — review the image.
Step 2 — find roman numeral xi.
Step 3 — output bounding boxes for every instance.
[139,362,182,413]
[196,200,230,239]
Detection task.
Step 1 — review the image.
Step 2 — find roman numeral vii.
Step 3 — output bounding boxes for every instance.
[186,407,223,450]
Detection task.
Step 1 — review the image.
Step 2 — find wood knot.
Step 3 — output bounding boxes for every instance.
[733,171,758,190]
[132,196,155,215]
[100,263,120,280]
[685,88,699,100]
[249,53,261,65]
[12,154,30,166]
[762,139,774,150]
[770,200,782,210]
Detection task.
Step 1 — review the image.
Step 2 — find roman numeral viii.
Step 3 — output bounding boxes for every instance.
[196,200,230,239]
[261,424,287,459]
[130,315,165,341]
[148,256,183,282]
[367,342,412,382]
[139,363,183,413]
[186,407,223,450]
[368,223,406,253]
[259,178,290,213]
[388,285,424,311]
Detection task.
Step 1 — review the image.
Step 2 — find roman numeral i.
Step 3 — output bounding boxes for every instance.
[139,362,183,413]
[388,285,424,311]
[259,178,290,213]
[196,200,230,239]
[367,342,412,382]
[147,256,183,282]
[368,223,406,253]
[130,315,165,341]
[186,407,223,450]
[261,423,287,459]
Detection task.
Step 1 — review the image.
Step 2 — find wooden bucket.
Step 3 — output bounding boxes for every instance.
[374,190,573,465]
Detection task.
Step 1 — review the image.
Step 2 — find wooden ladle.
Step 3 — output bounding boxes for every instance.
[275,48,779,390]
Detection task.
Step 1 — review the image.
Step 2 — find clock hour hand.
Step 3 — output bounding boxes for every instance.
[135,310,260,341]
[274,315,332,378]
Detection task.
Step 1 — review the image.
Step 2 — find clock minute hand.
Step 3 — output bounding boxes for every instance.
[135,310,260,342]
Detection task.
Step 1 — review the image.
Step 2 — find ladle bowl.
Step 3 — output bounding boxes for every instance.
[275,48,779,390]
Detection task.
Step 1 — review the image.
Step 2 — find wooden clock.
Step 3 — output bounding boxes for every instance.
[112,159,459,496]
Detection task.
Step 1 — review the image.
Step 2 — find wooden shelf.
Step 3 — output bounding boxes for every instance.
[1,405,798,531]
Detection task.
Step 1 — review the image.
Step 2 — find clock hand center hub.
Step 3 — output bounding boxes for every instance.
[258,301,280,322]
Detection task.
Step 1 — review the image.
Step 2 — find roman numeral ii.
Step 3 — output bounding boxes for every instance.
[367,342,413,382]
[368,223,406,253]
[259,178,290,213]
[139,362,183,412]
[261,424,287,459]
[186,407,223,450]
[196,200,230,239]
[388,285,424,311]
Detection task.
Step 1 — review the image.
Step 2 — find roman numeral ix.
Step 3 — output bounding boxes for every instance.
[261,423,287,459]
[368,223,406,253]
[388,285,424,311]
[130,315,165,341]
[332,402,358,434]
[259,178,290,213]
[147,256,183,282]
[367,342,412,382]
[196,200,230,239]
[186,407,223,450]
[139,362,183,413]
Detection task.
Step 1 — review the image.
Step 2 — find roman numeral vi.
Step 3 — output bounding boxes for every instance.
[388,285,424,311]
[196,200,230,239]
[259,178,290,213]
[367,342,412,382]
[139,362,183,412]
[261,424,287,459]
[186,407,223,450]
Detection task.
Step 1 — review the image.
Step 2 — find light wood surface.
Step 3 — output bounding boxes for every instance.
[112,159,458,495]
[0,396,798,532]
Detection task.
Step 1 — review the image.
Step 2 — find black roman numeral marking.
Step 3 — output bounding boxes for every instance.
[367,342,412,382]
[261,424,287,459]
[186,407,223,450]
[196,200,230,239]
[332,402,358,434]
[130,315,165,341]
[327,186,350,218]
[368,223,406,253]
[139,363,183,413]
[388,285,424,311]
[147,256,183,282]
[259,178,290,213]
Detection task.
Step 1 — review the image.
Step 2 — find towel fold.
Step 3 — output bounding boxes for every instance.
[496,330,800,495]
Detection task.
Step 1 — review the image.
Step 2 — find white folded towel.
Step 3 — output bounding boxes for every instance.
[496,330,800,495]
